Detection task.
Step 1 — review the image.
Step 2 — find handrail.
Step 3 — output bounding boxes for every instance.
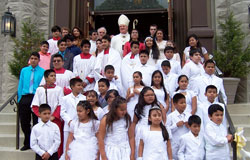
[0,91,20,150]
[218,91,237,160]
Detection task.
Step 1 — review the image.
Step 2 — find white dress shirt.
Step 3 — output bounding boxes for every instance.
[178,131,205,160]
[194,73,227,104]
[133,63,156,86]
[47,39,59,55]
[163,72,178,97]
[60,93,86,131]
[205,121,230,160]
[157,58,181,75]
[30,120,60,156]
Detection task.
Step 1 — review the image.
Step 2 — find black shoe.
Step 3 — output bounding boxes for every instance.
[20,145,30,151]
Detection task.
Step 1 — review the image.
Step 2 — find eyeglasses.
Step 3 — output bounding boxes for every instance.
[53,60,62,63]
[144,94,155,97]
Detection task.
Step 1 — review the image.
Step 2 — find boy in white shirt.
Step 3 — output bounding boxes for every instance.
[166,93,191,160]
[133,50,156,86]
[205,104,233,160]
[47,25,61,55]
[157,46,181,75]
[73,39,96,93]
[121,41,141,92]
[200,85,227,132]
[30,104,60,160]
[181,48,205,91]
[178,115,205,160]
[195,59,227,104]
[94,65,123,96]
[60,78,86,159]
[161,60,178,97]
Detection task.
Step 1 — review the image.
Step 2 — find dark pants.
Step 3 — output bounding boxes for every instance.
[19,94,38,147]
[35,152,58,160]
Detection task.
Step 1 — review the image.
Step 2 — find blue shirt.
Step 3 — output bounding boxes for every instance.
[17,65,45,102]
[66,45,81,56]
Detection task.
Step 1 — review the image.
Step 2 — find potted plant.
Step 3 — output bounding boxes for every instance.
[214,12,250,104]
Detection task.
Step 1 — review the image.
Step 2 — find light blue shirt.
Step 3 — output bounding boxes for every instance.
[17,65,45,102]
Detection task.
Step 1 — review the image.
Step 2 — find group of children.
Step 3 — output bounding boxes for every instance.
[17,25,232,160]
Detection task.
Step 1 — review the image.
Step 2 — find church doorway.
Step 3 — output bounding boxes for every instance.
[94,12,169,41]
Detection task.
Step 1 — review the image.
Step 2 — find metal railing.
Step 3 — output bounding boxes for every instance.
[0,91,20,149]
[218,92,237,160]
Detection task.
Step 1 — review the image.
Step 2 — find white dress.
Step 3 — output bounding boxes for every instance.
[135,105,152,158]
[104,118,131,160]
[68,119,99,160]
[127,87,143,121]
[94,107,105,120]
[140,125,169,160]
[156,40,167,59]
[152,87,167,109]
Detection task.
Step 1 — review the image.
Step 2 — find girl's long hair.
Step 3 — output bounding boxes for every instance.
[77,100,98,132]
[151,70,168,101]
[134,87,158,120]
[148,108,169,141]
[133,71,145,86]
[106,96,131,132]
[86,90,101,107]
[175,75,189,92]
[145,36,160,60]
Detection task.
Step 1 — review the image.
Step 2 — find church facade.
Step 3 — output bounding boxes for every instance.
[0,0,249,104]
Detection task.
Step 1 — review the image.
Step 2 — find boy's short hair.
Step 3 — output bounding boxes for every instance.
[205,85,218,93]
[208,104,224,116]
[189,48,202,57]
[57,38,66,46]
[164,46,174,53]
[204,59,216,67]
[104,65,115,72]
[52,54,63,61]
[98,78,110,88]
[61,27,70,32]
[161,60,171,68]
[44,69,55,78]
[80,39,91,48]
[51,25,61,33]
[30,52,40,59]
[39,104,51,113]
[64,34,74,42]
[102,35,111,42]
[139,49,149,56]
[89,29,97,36]
[40,41,49,47]
[130,41,140,48]
[188,115,201,126]
[173,93,185,104]
[70,78,83,87]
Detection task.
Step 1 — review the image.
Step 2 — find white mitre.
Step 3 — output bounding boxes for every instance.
[118,14,130,26]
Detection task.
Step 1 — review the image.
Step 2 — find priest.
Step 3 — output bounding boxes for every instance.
[111,14,130,57]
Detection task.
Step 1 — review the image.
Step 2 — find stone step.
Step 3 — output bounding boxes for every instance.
[230,114,250,125]
[0,147,35,160]
[227,103,250,114]
[0,134,24,148]
[0,113,16,123]
[0,122,16,134]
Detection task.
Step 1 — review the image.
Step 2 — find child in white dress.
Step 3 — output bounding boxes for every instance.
[65,101,99,160]
[172,75,197,115]
[151,70,169,112]
[138,105,172,160]
[102,89,120,114]
[86,90,105,120]
[126,71,144,121]
[98,96,134,160]
[131,87,166,158]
